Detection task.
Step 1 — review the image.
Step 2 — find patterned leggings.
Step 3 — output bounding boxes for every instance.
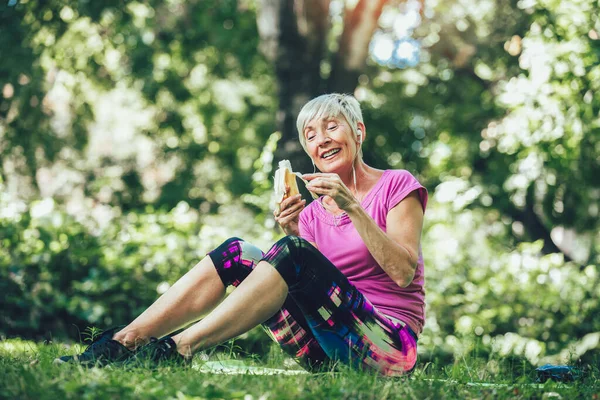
[207,236,418,376]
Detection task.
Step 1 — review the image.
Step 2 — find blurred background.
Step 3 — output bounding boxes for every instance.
[1,0,598,366]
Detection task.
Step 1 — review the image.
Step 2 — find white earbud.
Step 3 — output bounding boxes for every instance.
[357,129,363,145]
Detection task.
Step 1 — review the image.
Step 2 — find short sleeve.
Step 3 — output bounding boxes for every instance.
[298,207,316,242]
[385,170,428,213]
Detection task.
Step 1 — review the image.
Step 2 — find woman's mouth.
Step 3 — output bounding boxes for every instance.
[321,148,341,160]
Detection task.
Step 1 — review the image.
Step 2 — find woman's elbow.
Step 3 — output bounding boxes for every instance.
[394,263,417,288]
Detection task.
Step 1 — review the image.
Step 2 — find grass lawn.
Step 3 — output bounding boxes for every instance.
[1,338,598,399]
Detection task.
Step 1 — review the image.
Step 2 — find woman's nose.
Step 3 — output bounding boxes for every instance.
[316,133,331,146]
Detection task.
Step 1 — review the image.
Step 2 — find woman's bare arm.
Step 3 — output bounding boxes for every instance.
[345,191,423,287]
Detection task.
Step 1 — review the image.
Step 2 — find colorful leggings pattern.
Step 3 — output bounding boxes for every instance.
[207,236,418,376]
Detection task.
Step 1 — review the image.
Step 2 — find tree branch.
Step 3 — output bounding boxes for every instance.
[328,0,389,93]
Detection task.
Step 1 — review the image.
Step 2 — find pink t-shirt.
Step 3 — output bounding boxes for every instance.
[298,169,428,335]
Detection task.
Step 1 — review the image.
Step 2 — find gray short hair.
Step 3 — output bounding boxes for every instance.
[296,93,364,154]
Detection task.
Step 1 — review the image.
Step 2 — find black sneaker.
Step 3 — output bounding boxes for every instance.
[54,326,133,367]
[125,336,190,367]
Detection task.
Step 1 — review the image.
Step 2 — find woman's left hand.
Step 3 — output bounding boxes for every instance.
[302,173,359,211]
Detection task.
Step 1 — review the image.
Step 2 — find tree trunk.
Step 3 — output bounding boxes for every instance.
[257,0,329,173]
[257,0,390,173]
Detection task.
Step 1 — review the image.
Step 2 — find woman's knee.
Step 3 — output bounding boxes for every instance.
[215,237,244,251]
[274,235,310,252]
[262,236,316,286]
[208,237,265,287]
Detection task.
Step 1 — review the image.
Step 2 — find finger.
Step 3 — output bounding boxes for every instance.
[307,182,337,197]
[279,207,304,224]
[279,199,306,219]
[279,199,306,217]
[306,181,321,191]
[303,172,339,180]
[307,179,332,191]
[280,194,302,210]
[301,173,318,180]
[301,173,330,181]
[306,185,332,197]
[278,201,305,220]
[308,177,349,195]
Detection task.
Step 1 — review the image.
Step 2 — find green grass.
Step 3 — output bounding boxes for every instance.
[1,339,598,399]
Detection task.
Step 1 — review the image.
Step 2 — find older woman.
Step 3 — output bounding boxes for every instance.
[57,93,427,376]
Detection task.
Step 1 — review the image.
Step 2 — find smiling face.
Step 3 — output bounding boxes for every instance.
[303,115,362,173]
[296,94,365,173]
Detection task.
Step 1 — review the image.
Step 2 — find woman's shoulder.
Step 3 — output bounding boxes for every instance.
[385,168,418,178]
[380,168,428,210]
[380,169,423,188]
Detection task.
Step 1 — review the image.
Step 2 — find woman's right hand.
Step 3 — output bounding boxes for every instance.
[274,193,306,236]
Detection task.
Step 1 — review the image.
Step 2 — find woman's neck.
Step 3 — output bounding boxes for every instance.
[339,159,370,196]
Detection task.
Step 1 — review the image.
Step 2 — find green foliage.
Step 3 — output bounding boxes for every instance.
[1,0,276,209]
[421,200,600,365]
[0,178,278,340]
[0,198,102,337]
[82,326,103,343]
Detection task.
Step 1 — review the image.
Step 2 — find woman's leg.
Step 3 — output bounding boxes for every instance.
[56,252,234,365]
[115,236,327,371]
[115,235,414,375]
[58,237,331,367]
[257,236,418,376]
[113,256,227,349]
[172,237,330,369]
[171,260,288,356]
[260,298,332,371]
[169,236,416,376]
